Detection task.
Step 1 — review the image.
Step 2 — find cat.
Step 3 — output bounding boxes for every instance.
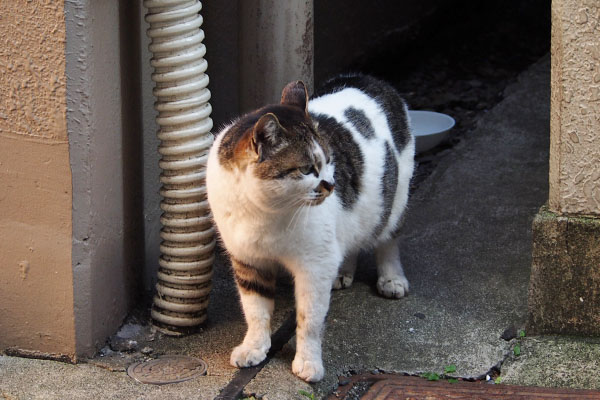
[206,74,414,382]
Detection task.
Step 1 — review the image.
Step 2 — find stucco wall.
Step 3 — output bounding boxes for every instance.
[549,0,600,216]
[0,0,76,356]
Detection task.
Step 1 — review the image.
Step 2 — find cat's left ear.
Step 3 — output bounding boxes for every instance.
[252,113,283,163]
[281,81,309,114]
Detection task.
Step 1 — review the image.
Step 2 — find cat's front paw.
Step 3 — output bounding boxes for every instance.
[230,343,268,368]
[377,275,409,299]
[292,354,324,382]
[332,273,354,290]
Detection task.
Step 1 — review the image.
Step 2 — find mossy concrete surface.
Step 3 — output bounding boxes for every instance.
[501,336,600,389]
[528,206,600,335]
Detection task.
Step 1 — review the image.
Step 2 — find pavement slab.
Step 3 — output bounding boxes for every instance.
[501,336,600,389]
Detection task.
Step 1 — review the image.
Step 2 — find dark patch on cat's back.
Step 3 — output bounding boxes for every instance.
[344,107,375,139]
[311,113,363,210]
[317,74,411,153]
[373,142,398,238]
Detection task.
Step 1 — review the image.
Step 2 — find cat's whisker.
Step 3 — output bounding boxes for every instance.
[285,198,306,231]
[302,198,313,229]
[291,203,309,233]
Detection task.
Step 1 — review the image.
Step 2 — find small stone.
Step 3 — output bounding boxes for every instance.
[501,325,517,341]
[99,345,113,357]
[109,336,138,353]
[141,346,153,355]
[414,312,426,320]
[371,369,380,375]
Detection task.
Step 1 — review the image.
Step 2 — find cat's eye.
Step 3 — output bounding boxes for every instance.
[298,165,314,175]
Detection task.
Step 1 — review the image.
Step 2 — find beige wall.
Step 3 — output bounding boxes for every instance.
[549,0,600,216]
[0,0,76,357]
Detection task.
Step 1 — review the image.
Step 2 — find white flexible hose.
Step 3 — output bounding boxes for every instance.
[144,0,214,335]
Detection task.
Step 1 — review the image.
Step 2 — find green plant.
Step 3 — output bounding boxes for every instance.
[519,329,526,338]
[444,365,457,374]
[495,376,502,384]
[298,389,315,400]
[421,372,440,381]
[447,378,459,383]
[513,344,521,356]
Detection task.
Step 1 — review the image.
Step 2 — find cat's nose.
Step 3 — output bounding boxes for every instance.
[319,180,335,193]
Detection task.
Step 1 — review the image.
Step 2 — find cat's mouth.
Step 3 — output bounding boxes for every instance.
[306,194,327,206]
[305,181,335,206]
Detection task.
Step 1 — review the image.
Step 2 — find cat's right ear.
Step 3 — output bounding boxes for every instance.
[281,81,309,114]
[252,113,283,162]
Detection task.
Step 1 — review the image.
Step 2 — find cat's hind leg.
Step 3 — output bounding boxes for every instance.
[375,239,409,299]
[332,252,357,290]
[230,258,276,368]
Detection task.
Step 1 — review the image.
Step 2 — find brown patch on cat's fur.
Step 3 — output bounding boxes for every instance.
[232,129,258,170]
[218,80,330,180]
[231,257,277,298]
[219,104,324,180]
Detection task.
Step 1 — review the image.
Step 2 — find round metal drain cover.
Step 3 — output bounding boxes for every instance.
[127,355,207,385]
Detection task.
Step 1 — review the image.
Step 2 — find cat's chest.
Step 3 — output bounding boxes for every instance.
[217,208,291,258]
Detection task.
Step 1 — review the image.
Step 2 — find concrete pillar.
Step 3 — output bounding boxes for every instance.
[66,0,144,357]
[548,0,600,216]
[239,0,314,112]
[528,0,600,335]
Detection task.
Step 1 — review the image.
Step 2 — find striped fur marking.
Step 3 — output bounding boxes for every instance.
[231,257,276,298]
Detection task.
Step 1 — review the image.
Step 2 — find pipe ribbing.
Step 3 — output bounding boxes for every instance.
[144,0,215,336]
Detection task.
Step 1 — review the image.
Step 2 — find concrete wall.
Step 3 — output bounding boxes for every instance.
[140,3,162,295]
[528,0,600,335]
[239,0,314,112]
[66,0,143,357]
[0,0,76,357]
[549,0,600,216]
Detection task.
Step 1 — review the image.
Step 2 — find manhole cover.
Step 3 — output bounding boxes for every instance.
[127,355,207,385]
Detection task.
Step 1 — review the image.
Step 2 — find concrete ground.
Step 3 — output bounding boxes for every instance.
[2,55,599,400]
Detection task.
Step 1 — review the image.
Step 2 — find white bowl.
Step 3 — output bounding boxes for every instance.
[409,110,455,153]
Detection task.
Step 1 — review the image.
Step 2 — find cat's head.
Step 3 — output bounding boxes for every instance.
[219,81,335,211]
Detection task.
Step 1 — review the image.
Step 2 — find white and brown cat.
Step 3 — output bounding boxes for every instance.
[206,75,414,382]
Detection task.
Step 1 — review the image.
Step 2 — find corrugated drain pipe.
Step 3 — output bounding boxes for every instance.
[143,0,215,335]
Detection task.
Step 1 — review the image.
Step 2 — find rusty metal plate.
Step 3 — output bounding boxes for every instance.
[359,376,600,400]
[127,355,207,385]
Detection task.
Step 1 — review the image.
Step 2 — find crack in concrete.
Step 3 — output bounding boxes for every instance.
[215,311,297,400]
